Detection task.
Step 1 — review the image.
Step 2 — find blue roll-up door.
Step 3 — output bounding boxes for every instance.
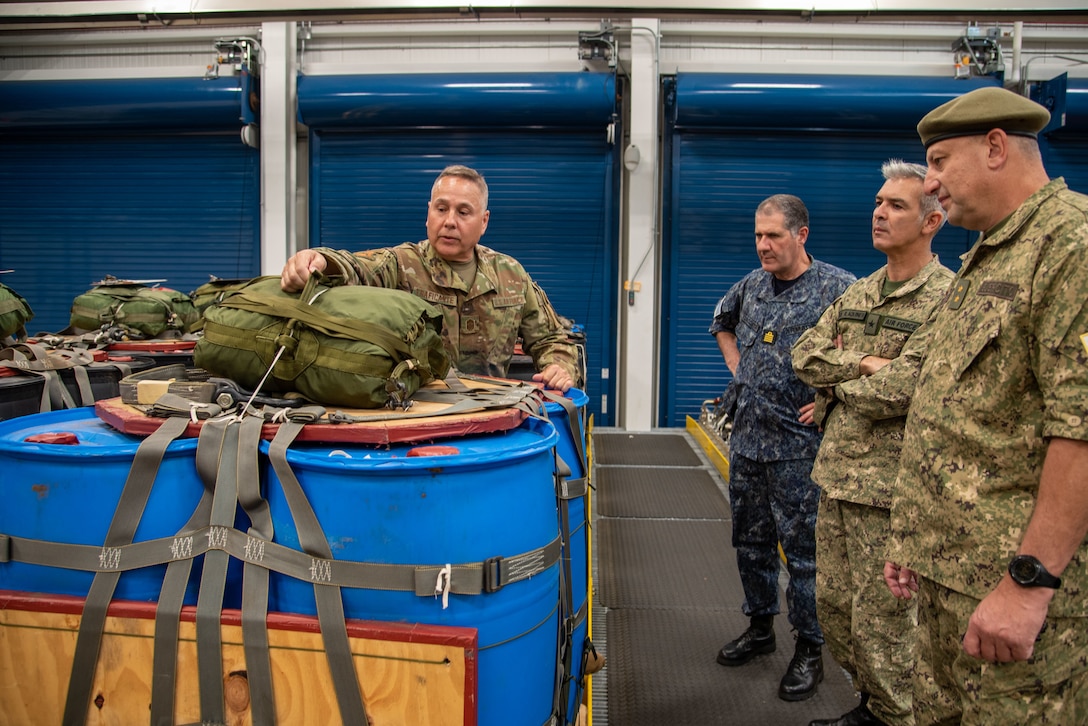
[1041,78,1088,193]
[0,77,260,335]
[661,73,998,428]
[298,73,619,425]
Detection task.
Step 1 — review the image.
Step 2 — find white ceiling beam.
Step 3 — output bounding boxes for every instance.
[1,0,1087,21]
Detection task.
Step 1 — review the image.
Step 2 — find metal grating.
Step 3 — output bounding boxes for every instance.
[596,518,741,610]
[606,607,860,726]
[596,467,730,520]
[590,429,860,725]
[593,432,703,467]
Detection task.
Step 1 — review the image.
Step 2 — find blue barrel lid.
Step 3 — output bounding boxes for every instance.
[265,415,558,473]
[0,408,197,460]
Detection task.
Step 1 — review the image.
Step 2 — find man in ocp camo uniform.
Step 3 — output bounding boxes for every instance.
[884,87,1088,724]
[710,194,854,702]
[792,159,953,726]
[281,164,581,393]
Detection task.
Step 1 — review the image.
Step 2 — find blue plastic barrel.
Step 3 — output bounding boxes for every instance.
[0,408,205,602]
[264,415,561,726]
[545,388,591,724]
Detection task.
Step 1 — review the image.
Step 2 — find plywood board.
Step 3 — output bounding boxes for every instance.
[0,591,476,726]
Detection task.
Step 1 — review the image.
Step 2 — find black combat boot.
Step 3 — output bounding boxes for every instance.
[716,614,775,666]
[808,693,887,725]
[778,636,823,701]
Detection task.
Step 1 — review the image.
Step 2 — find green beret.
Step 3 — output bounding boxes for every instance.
[917,86,1050,148]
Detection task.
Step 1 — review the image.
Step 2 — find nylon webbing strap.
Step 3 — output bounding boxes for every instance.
[325,377,541,424]
[540,390,588,726]
[6,525,561,594]
[556,481,575,726]
[70,364,93,406]
[236,414,277,726]
[150,466,216,726]
[542,390,587,479]
[61,415,190,726]
[195,418,239,723]
[269,420,370,726]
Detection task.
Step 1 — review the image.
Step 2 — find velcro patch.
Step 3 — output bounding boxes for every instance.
[978,280,1019,301]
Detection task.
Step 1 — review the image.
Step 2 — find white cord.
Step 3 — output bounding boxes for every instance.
[434,563,452,610]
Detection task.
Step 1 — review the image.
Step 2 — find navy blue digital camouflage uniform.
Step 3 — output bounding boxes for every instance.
[709,258,855,643]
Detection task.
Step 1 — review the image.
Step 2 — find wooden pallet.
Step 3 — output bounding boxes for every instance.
[0,590,476,726]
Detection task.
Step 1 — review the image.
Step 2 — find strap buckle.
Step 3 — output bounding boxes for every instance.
[483,555,504,593]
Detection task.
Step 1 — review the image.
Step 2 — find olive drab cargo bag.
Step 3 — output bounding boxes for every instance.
[193,274,451,408]
[189,275,254,315]
[69,276,200,338]
[0,282,34,342]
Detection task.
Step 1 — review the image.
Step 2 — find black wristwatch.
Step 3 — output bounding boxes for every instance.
[1008,555,1062,589]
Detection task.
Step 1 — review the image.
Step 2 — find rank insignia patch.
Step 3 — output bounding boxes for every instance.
[762,330,777,344]
[1081,332,1088,358]
[948,280,970,310]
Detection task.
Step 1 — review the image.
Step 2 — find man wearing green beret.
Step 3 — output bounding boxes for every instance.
[884,85,1088,724]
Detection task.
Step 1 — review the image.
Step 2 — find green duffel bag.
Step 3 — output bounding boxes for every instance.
[189,275,254,315]
[70,276,201,337]
[193,275,451,409]
[0,282,34,341]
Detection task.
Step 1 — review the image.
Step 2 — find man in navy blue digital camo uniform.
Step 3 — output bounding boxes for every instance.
[709,194,854,701]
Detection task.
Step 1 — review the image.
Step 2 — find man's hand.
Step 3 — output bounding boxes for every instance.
[533,363,573,393]
[884,561,919,600]
[798,401,816,426]
[963,577,1052,663]
[281,249,328,292]
[860,355,893,376]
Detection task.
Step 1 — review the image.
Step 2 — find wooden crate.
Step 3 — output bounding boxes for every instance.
[0,590,476,725]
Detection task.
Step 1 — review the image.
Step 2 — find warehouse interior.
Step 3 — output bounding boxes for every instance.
[3,3,1088,726]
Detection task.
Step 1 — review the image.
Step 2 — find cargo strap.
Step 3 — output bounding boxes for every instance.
[4,516,563,596]
[537,389,591,725]
[61,415,191,726]
[117,363,545,424]
[0,343,92,411]
[268,419,369,725]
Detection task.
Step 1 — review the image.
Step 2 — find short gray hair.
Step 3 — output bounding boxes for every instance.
[881,158,945,224]
[433,164,489,210]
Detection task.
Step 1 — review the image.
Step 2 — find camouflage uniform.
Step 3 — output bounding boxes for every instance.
[792,256,954,726]
[317,241,582,384]
[889,179,1088,724]
[709,258,854,641]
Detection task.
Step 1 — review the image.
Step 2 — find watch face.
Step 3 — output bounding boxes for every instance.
[1011,557,1040,583]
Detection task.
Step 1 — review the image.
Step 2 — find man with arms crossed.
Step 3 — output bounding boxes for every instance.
[793,159,952,726]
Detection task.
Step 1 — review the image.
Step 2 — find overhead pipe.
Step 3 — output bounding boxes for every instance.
[1011,20,1023,87]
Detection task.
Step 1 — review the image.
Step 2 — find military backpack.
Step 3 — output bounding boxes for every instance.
[69,276,200,338]
[193,275,450,409]
[0,282,34,342]
[189,275,254,315]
